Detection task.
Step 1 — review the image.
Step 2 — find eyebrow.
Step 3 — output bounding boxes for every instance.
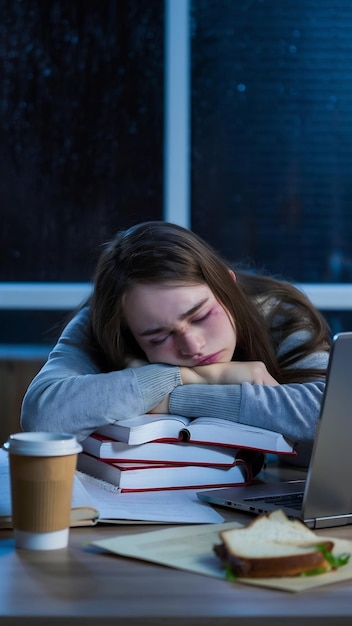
[138,298,209,337]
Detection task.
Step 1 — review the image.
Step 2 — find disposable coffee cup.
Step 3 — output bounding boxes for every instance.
[3,432,82,550]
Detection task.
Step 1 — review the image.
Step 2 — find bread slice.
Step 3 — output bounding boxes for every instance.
[214,510,334,578]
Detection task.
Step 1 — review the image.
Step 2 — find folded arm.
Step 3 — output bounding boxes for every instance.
[20,308,182,442]
[168,379,325,443]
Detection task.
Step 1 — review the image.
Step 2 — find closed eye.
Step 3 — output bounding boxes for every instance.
[193,311,211,323]
[149,310,210,344]
[150,333,171,345]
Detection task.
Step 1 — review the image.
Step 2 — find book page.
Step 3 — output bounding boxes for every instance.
[76,471,224,524]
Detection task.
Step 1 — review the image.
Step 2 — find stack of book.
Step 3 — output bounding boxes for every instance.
[77,414,296,492]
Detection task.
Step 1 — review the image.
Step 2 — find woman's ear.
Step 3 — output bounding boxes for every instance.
[228,269,236,282]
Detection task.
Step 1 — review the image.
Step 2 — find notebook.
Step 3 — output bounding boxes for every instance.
[197,331,352,529]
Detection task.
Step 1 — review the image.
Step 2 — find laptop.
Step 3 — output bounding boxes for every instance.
[197,331,352,529]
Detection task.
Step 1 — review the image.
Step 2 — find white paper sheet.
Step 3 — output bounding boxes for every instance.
[92,522,352,592]
[77,471,225,524]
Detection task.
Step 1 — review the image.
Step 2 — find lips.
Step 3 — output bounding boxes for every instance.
[196,351,222,365]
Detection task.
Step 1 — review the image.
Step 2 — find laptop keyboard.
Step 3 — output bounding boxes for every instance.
[245,492,304,511]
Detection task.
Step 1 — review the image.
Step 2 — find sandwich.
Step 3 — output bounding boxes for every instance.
[214,509,350,578]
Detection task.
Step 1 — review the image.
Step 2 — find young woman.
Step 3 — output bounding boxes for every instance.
[21,221,331,465]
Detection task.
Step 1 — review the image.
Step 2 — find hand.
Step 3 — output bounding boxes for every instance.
[180,361,279,386]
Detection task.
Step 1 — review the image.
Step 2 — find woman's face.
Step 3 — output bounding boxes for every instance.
[123,282,237,366]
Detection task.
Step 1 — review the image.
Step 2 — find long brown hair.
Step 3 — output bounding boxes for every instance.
[89,221,331,382]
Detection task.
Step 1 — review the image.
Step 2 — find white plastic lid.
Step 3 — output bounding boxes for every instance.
[3,432,82,456]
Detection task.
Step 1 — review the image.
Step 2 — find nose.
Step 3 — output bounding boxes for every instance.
[177,330,205,357]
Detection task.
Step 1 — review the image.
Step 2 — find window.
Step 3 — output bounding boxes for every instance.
[1,0,352,347]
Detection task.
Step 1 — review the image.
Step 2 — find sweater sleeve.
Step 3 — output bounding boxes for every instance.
[169,330,330,466]
[169,380,325,467]
[169,380,325,443]
[20,307,182,442]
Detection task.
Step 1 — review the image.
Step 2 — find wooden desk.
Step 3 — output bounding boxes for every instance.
[1,466,352,625]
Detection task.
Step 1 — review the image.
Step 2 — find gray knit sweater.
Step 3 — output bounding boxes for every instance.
[21,306,328,464]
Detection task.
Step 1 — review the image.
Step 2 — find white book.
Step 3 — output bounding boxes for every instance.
[82,435,239,466]
[96,414,295,455]
[77,449,261,492]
